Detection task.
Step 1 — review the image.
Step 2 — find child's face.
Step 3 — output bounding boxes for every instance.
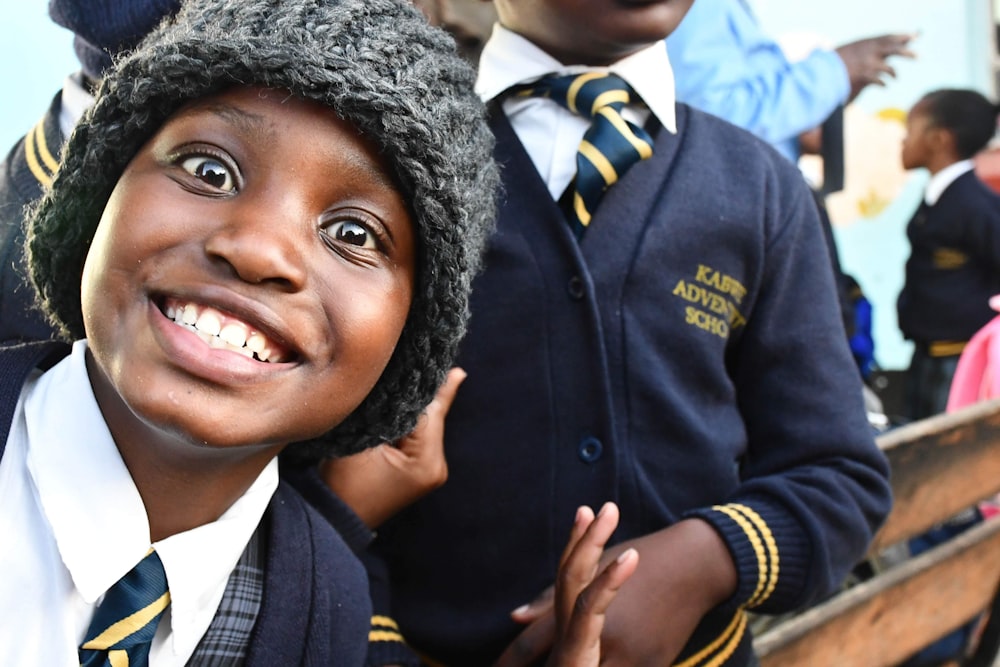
[901,100,936,171]
[81,86,416,450]
[494,0,694,66]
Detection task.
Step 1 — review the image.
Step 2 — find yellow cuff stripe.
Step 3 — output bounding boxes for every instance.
[34,119,60,173]
[713,505,768,606]
[25,122,54,190]
[729,503,779,606]
[370,615,399,630]
[674,610,747,667]
[369,629,406,643]
[80,592,171,649]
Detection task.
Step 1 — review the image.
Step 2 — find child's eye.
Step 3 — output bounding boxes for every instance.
[180,156,236,192]
[324,220,377,250]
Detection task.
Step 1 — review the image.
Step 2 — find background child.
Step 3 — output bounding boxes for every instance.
[363,1,893,665]
[0,0,182,343]
[897,88,1000,422]
[0,0,499,663]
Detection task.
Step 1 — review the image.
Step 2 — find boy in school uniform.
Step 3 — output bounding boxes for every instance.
[364,0,893,665]
[897,88,1000,422]
[0,0,507,663]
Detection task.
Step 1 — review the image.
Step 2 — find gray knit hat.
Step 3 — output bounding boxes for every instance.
[26,0,498,459]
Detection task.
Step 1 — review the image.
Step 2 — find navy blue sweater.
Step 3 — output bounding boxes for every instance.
[0,94,63,343]
[0,341,372,666]
[371,104,892,666]
[897,170,1000,346]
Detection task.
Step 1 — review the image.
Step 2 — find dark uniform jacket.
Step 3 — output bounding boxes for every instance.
[0,341,372,666]
[897,170,1000,347]
[0,92,64,342]
[370,103,892,666]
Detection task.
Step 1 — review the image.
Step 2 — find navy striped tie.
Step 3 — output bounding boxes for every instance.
[520,72,654,237]
[79,549,171,667]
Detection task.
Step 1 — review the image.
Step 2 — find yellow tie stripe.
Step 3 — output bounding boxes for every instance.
[518,72,654,238]
[81,592,171,650]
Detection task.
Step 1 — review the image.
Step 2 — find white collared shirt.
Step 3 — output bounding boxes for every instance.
[0,340,278,666]
[925,159,975,206]
[476,24,678,199]
[60,72,96,141]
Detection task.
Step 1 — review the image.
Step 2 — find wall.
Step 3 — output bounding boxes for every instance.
[753,0,995,370]
[0,7,77,154]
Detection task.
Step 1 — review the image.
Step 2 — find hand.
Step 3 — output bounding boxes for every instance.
[835,33,916,102]
[547,503,639,667]
[496,519,737,667]
[320,367,465,529]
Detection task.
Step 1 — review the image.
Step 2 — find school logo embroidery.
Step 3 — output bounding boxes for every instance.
[672,264,747,339]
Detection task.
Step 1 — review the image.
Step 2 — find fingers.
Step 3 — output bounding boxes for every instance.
[547,503,638,667]
[511,586,555,624]
[551,549,639,667]
[433,367,468,412]
[494,614,557,667]
[555,503,618,624]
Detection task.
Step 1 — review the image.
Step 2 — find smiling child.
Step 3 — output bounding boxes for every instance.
[0,0,499,664]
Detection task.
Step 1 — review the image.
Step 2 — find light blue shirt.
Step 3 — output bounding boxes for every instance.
[666,0,850,163]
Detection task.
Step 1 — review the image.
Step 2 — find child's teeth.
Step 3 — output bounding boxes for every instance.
[219,323,247,348]
[167,299,286,363]
[195,310,222,336]
[182,303,199,325]
[247,332,267,354]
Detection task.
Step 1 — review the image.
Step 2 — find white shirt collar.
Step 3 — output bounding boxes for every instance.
[925,159,975,206]
[25,340,279,660]
[60,73,96,141]
[475,23,677,134]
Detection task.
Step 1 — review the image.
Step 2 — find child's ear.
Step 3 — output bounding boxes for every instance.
[929,126,957,156]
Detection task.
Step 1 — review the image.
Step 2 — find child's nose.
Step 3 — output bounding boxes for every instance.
[202,193,309,290]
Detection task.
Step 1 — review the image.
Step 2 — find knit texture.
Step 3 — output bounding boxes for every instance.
[48,0,182,79]
[27,0,499,459]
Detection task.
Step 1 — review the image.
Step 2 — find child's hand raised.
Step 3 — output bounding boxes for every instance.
[499,517,736,666]
[321,367,465,529]
[494,503,638,667]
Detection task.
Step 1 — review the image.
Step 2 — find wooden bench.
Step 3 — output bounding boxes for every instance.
[754,398,1000,667]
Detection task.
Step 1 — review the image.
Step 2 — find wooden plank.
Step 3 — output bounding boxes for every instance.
[870,399,1000,553]
[755,517,1000,667]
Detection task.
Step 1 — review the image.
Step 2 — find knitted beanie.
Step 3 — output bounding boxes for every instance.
[27,0,499,459]
[48,0,182,80]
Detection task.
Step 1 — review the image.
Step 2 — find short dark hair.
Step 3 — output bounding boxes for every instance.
[921,88,1000,159]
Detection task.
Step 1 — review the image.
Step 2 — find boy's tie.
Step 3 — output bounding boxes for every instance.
[79,549,171,667]
[519,72,654,237]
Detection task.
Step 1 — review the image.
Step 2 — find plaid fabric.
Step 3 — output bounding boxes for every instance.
[186,524,264,666]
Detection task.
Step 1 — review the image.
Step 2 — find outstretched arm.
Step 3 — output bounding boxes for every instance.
[667,0,914,146]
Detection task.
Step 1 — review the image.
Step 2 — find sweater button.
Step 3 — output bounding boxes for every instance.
[577,437,603,463]
[567,275,585,300]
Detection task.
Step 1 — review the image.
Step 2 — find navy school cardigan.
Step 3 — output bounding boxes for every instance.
[0,341,372,666]
[369,103,893,666]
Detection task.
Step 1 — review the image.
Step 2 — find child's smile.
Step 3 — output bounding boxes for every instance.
[80,86,416,452]
[161,297,292,363]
